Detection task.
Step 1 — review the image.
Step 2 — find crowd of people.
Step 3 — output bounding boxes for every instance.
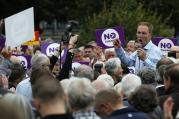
[0,21,179,119]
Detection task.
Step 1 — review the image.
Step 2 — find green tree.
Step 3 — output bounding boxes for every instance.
[78,0,174,46]
[137,0,179,36]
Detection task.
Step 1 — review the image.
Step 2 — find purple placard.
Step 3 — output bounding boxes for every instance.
[14,54,32,69]
[0,35,5,49]
[95,26,126,49]
[41,42,67,62]
[74,61,90,65]
[152,37,177,55]
[20,45,28,52]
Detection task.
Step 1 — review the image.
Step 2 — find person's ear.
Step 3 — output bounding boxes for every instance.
[100,103,112,112]
[33,98,41,110]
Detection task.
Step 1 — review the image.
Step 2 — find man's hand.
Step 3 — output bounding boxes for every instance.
[68,34,78,49]
[163,96,174,119]
[113,39,122,48]
[137,48,147,61]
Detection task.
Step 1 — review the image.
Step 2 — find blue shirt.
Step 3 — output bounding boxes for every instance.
[16,78,33,101]
[115,41,163,73]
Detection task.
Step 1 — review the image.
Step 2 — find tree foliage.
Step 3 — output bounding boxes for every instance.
[78,0,174,46]
[137,0,179,36]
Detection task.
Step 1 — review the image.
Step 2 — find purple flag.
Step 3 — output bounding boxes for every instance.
[95,26,126,49]
[41,42,67,62]
[0,35,5,49]
[14,54,32,69]
[152,37,177,55]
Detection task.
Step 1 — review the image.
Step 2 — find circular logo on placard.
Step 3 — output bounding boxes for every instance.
[128,66,135,74]
[46,43,64,58]
[101,29,119,47]
[17,56,28,69]
[158,38,174,51]
[11,14,29,41]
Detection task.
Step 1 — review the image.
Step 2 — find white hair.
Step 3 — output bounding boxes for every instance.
[60,79,71,94]
[0,93,34,119]
[104,48,115,54]
[31,53,50,69]
[10,55,20,64]
[114,82,122,96]
[105,58,121,76]
[97,74,114,87]
[92,79,112,93]
[121,74,141,97]
[68,77,96,110]
[73,64,94,81]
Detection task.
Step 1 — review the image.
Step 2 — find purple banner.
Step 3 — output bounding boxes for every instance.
[73,61,90,65]
[0,35,5,49]
[95,26,126,49]
[41,42,67,62]
[14,54,32,69]
[152,37,177,55]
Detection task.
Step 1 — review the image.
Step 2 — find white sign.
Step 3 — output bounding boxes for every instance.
[101,29,119,47]
[158,38,174,55]
[17,56,28,69]
[5,7,34,48]
[128,66,135,74]
[46,43,65,58]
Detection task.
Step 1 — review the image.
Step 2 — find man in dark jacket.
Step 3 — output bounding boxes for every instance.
[50,35,78,80]
[94,89,149,119]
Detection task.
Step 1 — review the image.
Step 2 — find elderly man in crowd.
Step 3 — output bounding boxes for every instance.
[68,77,100,119]
[105,58,123,84]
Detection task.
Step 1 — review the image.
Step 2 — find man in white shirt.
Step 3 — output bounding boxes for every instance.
[113,22,163,73]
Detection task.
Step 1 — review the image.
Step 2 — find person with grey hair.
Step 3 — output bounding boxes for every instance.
[128,85,160,119]
[0,93,34,119]
[126,40,136,55]
[156,57,174,69]
[104,48,117,61]
[105,58,123,84]
[96,74,114,87]
[73,64,94,81]
[31,53,50,71]
[137,68,157,87]
[68,77,100,119]
[121,74,141,104]
[92,79,112,93]
[16,53,50,101]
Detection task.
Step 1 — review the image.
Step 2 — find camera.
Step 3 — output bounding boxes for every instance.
[94,64,103,74]
[62,21,78,44]
[62,24,73,44]
[168,51,176,58]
